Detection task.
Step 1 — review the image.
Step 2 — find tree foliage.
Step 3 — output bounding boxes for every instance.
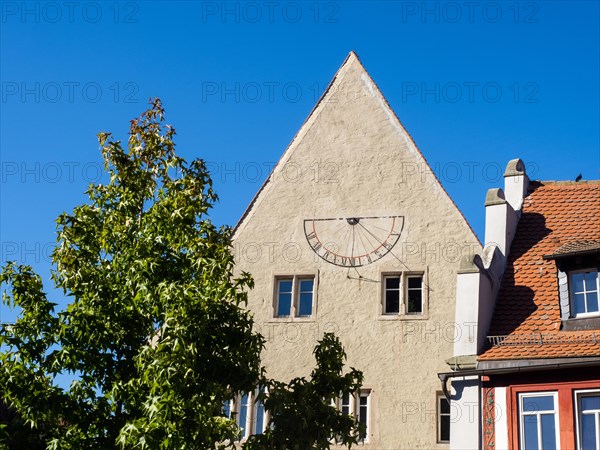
[0,100,363,449]
[244,333,365,450]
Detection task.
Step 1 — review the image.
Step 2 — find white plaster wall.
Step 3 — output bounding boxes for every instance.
[233,53,481,448]
[450,376,480,450]
[454,272,480,357]
[494,387,509,450]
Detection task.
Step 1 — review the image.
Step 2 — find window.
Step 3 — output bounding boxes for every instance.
[357,391,370,442]
[276,278,293,317]
[223,399,233,419]
[238,392,250,439]
[437,394,450,443]
[575,390,600,450]
[382,272,425,316]
[226,388,269,441]
[570,269,599,317]
[406,275,423,314]
[274,275,315,318]
[254,386,267,435]
[519,392,560,450]
[333,390,371,443]
[384,276,401,313]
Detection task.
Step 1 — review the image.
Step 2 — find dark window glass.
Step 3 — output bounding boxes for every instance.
[384,276,400,314]
[359,395,368,427]
[408,277,421,289]
[276,279,293,317]
[385,290,400,313]
[440,397,450,414]
[386,277,400,289]
[297,279,314,316]
[406,276,423,314]
[439,396,450,442]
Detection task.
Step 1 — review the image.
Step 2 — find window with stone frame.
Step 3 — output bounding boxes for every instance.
[382,271,426,317]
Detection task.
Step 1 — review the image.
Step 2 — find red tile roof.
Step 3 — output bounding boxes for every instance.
[479,181,600,361]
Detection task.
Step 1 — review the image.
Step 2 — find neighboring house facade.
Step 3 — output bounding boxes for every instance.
[443,161,600,450]
[232,52,481,448]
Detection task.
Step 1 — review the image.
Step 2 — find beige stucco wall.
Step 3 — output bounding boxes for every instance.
[233,53,481,449]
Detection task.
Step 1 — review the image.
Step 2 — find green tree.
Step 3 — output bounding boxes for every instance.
[0,99,364,449]
[244,333,365,450]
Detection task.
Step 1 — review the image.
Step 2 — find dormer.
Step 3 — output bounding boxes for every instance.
[543,240,600,331]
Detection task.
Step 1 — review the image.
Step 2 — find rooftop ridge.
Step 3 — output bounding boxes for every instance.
[534,179,600,186]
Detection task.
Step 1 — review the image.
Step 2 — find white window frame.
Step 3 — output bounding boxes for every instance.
[405,274,424,315]
[230,388,270,441]
[569,269,600,318]
[333,389,371,443]
[437,392,451,444]
[383,274,402,314]
[273,275,316,320]
[253,386,268,436]
[381,271,426,318]
[518,391,560,450]
[575,389,600,450]
[237,391,252,440]
[357,390,371,443]
[223,398,234,419]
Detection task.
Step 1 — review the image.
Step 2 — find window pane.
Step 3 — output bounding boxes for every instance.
[440,397,450,414]
[279,280,293,293]
[298,292,313,316]
[523,395,555,412]
[572,273,585,292]
[581,395,600,411]
[238,393,249,436]
[523,415,539,450]
[255,400,265,434]
[342,393,350,415]
[408,276,422,289]
[581,413,597,450]
[223,400,231,418]
[385,289,400,314]
[440,413,450,442]
[277,293,292,316]
[583,271,597,290]
[385,277,400,289]
[299,279,314,293]
[587,292,599,313]
[407,290,422,314]
[574,293,587,315]
[541,413,557,450]
[359,398,367,427]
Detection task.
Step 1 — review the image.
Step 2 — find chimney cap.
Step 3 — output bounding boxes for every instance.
[485,188,507,206]
[504,158,526,177]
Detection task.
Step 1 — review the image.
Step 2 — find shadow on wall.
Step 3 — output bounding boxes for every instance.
[485,192,553,338]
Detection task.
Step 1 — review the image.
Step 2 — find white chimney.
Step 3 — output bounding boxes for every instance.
[484,188,517,259]
[503,158,529,213]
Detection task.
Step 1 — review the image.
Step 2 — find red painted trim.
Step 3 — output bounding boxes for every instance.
[505,379,600,450]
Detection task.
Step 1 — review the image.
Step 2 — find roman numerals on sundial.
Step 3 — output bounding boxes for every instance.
[303,216,404,267]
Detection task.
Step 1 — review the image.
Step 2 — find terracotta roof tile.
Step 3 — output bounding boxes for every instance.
[479,181,600,361]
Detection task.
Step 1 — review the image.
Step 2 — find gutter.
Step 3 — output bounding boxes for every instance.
[438,359,600,402]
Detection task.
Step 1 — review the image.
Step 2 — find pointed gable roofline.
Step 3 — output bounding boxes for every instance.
[233,51,480,245]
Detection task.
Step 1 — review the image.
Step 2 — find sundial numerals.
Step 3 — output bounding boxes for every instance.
[303,215,404,267]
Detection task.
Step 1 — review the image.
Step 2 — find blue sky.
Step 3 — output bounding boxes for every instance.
[1,1,599,322]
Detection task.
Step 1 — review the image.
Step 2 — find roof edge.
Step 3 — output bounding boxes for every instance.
[232,51,358,237]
